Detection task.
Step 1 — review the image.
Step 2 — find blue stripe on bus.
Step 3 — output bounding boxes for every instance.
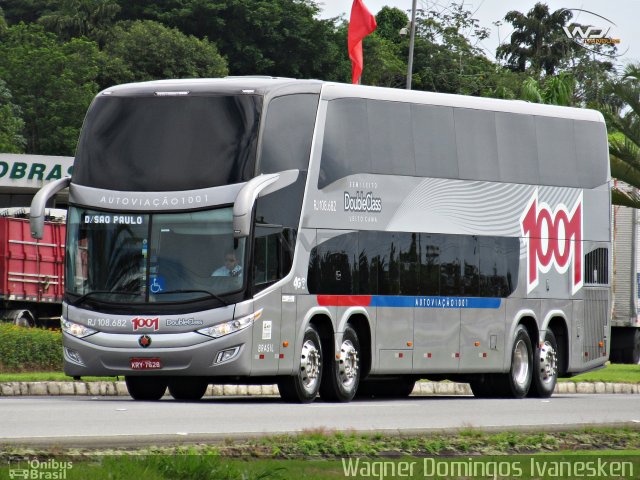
[371,296,501,309]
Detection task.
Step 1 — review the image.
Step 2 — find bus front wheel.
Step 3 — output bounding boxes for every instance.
[125,376,167,401]
[320,325,361,402]
[278,324,323,403]
[168,377,208,401]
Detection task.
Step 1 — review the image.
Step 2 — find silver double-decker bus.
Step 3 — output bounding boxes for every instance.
[31,77,611,402]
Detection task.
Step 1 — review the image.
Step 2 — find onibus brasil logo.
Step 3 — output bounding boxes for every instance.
[520,189,583,295]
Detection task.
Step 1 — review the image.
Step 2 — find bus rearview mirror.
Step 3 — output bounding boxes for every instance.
[30,177,71,239]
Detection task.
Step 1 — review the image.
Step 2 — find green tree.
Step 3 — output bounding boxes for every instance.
[38,0,120,45]
[0,79,26,153]
[114,0,345,80]
[0,23,100,155]
[100,20,227,88]
[603,65,640,207]
[1,0,53,25]
[520,72,575,106]
[496,3,575,76]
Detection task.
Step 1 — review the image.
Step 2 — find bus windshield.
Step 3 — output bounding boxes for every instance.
[66,206,245,304]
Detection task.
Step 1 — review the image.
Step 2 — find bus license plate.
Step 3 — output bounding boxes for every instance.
[130,358,162,370]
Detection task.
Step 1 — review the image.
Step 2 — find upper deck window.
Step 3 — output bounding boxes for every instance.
[73,94,262,191]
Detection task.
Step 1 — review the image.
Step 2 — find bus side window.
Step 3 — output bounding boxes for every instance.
[253,226,296,292]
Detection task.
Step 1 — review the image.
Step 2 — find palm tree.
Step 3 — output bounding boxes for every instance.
[603,65,640,207]
[520,72,575,106]
[497,3,576,76]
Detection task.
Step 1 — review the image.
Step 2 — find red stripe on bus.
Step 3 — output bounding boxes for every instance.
[317,295,372,307]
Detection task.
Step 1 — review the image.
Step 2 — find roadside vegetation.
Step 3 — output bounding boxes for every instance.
[1,428,639,479]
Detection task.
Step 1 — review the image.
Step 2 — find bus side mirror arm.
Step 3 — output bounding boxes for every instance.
[233,169,299,238]
[30,177,71,239]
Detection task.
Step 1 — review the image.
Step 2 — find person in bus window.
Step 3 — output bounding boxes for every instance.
[212,251,242,277]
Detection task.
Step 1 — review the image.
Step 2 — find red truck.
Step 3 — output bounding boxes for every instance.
[0,213,65,327]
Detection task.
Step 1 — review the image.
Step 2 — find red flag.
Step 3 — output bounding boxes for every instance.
[348,0,377,84]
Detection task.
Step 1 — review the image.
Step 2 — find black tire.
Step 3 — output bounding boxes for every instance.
[492,325,533,398]
[278,324,322,403]
[168,377,208,401]
[529,330,558,398]
[623,329,640,365]
[125,376,168,401]
[320,326,361,402]
[356,377,415,399]
[469,375,498,398]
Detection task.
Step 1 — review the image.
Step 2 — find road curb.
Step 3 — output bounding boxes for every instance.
[1,381,638,397]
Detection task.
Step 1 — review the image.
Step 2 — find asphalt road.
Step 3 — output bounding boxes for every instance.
[0,394,638,447]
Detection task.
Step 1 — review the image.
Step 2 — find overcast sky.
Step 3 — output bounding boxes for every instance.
[317,0,637,71]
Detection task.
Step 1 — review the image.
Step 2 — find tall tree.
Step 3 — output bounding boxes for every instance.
[0,79,26,153]
[0,24,100,155]
[496,3,575,76]
[603,65,640,207]
[114,0,345,80]
[99,20,227,88]
[38,0,120,44]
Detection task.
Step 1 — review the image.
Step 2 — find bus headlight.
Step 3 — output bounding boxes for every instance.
[197,309,263,338]
[61,318,98,338]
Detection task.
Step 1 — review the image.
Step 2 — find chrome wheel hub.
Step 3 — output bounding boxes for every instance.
[338,339,359,389]
[300,339,321,393]
[512,339,530,387]
[539,341,558,384]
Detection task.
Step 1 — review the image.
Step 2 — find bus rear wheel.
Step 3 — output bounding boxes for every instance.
[492,325,533,398]
[278,324,322,403]
[168,377,208,401]
[529,330,558,398]
[320,326,361,402]
[125,376,167,401]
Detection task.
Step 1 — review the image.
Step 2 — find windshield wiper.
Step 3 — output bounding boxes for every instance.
[71,290,142,307]
[154,289,229,306]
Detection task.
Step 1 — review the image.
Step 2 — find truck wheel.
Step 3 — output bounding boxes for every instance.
[278,324,322,403]
[320,325,361,402]
[529,330,558,398]
[125,376,167,401]
[11,310,35,328]
[168,377,208,401]
[493,325,533,398]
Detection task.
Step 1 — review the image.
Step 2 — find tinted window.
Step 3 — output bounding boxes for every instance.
[398,233,419,295]
[479,237,519,297]
[309,231,518,298]
[319,98,371,189]
[454,108,499,181]
[536,117,579,187]
[260,94,319,173]
[413,105,458,178]
[574,121,609,188]
[74,95,261,191]
[496,112,539,184]
[368,101,415,176]
[461,236,479,296]
[253,174,306,291]
[419,234,441,295]
[309,231,358,294]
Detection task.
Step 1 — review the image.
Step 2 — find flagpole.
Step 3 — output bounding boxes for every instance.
[406,0,417,90]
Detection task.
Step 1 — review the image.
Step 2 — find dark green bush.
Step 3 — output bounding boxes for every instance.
[0,323,62,372]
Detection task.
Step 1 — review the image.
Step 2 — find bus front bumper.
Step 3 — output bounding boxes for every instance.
[61,328,253,377]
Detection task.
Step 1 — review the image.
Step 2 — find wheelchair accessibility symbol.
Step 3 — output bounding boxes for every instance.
[150,276,165,293]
